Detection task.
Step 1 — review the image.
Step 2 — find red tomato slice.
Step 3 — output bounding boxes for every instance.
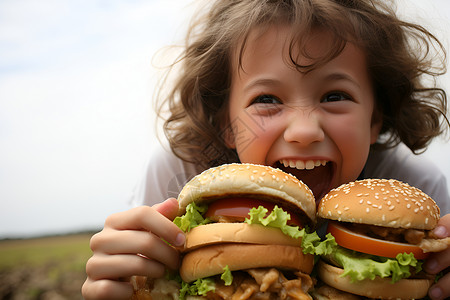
[327,221,429,259]
[205,197,303,227]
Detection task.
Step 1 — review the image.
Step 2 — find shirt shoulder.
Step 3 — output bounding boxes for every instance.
[130,145,203,206]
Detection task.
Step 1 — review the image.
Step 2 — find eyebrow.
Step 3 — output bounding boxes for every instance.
[243,78,281,92]
[324,72,361,89]
[243,72,361,92]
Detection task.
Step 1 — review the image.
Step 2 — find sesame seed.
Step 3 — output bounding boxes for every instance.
[389,205,395,211]
[366,208,370,213]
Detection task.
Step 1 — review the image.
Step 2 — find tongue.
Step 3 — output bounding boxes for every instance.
[277,163,332,202]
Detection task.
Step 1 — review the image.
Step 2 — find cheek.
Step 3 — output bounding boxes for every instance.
[232,114,282,163]
[328,115,373,180]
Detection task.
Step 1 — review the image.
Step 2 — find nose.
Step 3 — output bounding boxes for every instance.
[283,108,325,145]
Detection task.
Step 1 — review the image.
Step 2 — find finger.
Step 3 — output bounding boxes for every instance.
[105,206,185,247]
[152,198,179,220]
[433,214,450,238]
[82,277,133,300]
[90,229,180,270]
[86,253,166,281]
[428,271,450,300]
[424,247,450,274]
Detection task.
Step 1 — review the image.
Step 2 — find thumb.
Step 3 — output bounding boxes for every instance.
[152,198,179,221]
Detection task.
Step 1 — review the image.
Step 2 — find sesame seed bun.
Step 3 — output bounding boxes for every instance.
[318,179,440,230]
[178,163,316,225]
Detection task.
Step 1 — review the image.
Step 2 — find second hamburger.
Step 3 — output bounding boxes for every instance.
[315,179,450,299]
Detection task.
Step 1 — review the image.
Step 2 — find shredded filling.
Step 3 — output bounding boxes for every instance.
[131,268,314,300]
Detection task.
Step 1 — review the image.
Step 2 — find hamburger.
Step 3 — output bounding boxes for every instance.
[315,178,450,300]
[131,163,336,299]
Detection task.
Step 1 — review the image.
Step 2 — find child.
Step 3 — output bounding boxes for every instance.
[82,0,450,299]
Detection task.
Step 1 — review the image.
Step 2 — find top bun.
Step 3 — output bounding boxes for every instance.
[178,163,316,225]
[318,179,440,230]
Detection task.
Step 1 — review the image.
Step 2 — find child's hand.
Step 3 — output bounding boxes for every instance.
[81,198,185,300]
[424,214,450,300]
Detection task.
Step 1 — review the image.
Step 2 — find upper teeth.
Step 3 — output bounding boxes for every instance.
[279,159,327,170]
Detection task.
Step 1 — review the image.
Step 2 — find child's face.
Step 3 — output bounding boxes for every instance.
[225,24,382,203]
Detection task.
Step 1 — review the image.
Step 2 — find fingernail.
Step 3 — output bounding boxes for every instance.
[434,225,447,238]
[429,286,442,299]
[174,233,185,247]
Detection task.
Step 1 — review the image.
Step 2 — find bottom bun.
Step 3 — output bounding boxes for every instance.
[310,284,361,300]
[317,260,433,300]
[180,243,314,283]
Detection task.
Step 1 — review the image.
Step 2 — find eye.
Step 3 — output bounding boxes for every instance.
[251,94,282,105]
[321,92,353,103]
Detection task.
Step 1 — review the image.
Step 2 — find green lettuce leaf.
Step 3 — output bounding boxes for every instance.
[221,265,233,286]
[173,202,211,232]
[245,206,337,255]
[326,245,423,283]
[178,266,234,299]
[179,278,215,299]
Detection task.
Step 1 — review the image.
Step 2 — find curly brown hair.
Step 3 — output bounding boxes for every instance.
[156,0,448,168]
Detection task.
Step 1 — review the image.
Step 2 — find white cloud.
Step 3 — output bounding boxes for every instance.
[0,0,192,237]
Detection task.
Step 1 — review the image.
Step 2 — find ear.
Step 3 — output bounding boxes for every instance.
[370,108,383,144]
[222,121,236,149]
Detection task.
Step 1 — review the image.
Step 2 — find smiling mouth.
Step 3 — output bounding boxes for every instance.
[276,159,333,204]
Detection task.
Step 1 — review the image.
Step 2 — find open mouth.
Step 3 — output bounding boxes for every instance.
[275,159,334,204]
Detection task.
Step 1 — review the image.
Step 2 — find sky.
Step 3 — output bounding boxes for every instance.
[0,0,449,238]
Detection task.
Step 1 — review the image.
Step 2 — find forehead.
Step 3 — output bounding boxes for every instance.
[231,24,364,75]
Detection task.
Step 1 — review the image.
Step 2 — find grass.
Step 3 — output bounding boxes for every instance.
[0,232,96,299]
[0,233,93,271]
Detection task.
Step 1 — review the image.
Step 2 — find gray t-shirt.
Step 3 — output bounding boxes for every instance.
[131,143,450,216]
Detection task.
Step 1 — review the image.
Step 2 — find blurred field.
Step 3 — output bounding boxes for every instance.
[0,232,95,300]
